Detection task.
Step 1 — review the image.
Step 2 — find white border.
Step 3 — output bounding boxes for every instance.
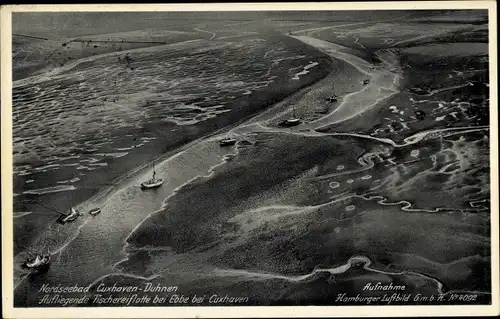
[1,2,498,318]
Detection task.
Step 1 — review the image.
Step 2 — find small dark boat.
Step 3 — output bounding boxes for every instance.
[56,207,83,225]
[88,207,102,216]
[326,95,338,102]
[326,84,338,102]
[141,164,163,190]
[219,137,237,147]
[21,251,51,273]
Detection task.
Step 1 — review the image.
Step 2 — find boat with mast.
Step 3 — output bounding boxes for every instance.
[219,132,237,147]
[140,163,163,190]
[326,83,338,102]
[21,251,51,272]
[56,206,84,224]
[280,105,301,127]
[20,240,51,273]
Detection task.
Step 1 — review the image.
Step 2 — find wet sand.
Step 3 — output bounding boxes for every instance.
[13,15,492,307]
[16,30,368,304]
[118,30,490,306]
[13,32,348,305]
[13,33,334,256]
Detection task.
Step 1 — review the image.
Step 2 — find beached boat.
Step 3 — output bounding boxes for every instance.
[280,118,302,127]
[279,106,302,127]
[21,250,51,273]
[140,164,163,190]
[88,207,102,216]
[326,84,338,102]
[219,137,237,147]
[326,94,338,102]
[56,207,83,224]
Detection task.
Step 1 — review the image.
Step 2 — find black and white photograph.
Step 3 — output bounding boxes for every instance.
[1,2,498,318]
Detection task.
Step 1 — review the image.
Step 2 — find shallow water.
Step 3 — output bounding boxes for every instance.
[12,20,492,307]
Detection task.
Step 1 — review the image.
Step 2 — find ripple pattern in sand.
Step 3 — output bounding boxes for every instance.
[13,36,320,187]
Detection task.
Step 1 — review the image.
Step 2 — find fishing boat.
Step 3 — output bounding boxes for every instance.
[21,249,51,273]
[326,95,338,102]
[56,207,83,225]
[88,207,102,216]
[280,118,301,126]
[326,84,338,102]
[279,106,301,127]
[140,164,163,190]
[219,136,237,147]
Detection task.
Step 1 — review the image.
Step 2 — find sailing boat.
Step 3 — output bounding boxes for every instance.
[140,163,163,190]
[56,207,84,225]
[21,251,51,272]
[219,132,237,147]
[21,242,51,273]
[280,105,301,127]
[326,83,338,102]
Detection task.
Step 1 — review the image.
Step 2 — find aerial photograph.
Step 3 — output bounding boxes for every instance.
[10,9,492,307]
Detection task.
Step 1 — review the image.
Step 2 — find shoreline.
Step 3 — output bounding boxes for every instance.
[13,34,339,297]
[291,35,403,130]
[98,37,376,282]
[116,37,374,254]
[18,30,484,306]
[10,11,494,310]
[13,31,336,255]
[14,33,369,263]
[13,30,492,307]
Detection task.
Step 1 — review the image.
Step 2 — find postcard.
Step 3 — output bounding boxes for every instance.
[1,2,498,318]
